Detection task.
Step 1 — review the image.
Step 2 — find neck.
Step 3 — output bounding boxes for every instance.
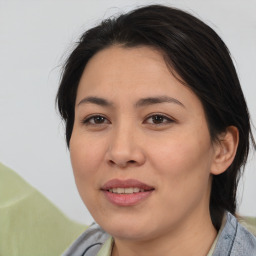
[111,209,217,256]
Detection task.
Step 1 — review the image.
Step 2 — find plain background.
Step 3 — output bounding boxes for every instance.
[0,0,255,225]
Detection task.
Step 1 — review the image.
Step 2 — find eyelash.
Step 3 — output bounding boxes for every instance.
[144,114,174,125]
[81,113,174,126]
[81,115,110,125]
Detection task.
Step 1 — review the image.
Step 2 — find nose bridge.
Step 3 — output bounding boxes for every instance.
[106,117,145,167]
[110,119,135,156]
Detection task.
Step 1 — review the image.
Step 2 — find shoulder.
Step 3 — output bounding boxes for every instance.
[62,223,110,256]
[213,212,256,256]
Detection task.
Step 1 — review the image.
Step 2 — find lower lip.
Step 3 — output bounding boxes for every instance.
[102,190,153,206]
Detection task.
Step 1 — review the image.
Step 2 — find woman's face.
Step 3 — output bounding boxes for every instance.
[70,46,217,241]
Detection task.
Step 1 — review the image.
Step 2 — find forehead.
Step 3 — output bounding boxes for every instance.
[78,45,170,90]
[76,45,201,111]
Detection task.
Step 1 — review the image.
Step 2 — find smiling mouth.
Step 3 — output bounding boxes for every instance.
[101,179,155,206]
[101,178,155,192]
[107,187,150,194]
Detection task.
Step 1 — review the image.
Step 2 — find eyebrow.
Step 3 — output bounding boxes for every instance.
[135,96,185,108]
[77,96,185,108]
[77,96,113,107]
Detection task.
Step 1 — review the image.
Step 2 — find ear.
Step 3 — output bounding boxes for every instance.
[211,126,239,175]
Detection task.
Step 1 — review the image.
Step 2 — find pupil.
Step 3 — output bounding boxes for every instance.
[94,116,104,124]
[153,115,163,124]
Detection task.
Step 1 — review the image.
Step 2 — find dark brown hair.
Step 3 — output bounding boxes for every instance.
[56,5,255,230]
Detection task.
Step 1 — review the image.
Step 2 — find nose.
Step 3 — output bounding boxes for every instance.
[105,125,146,168]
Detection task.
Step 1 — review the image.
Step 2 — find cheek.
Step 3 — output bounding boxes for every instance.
[149,131,213,196]
[69,133,109,215]
[69,132,106,188]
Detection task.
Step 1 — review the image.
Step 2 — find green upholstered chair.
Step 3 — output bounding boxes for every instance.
[239,216,256,236]
[0,162,87,256]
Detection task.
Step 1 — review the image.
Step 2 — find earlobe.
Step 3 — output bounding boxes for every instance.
[211,126,239,175]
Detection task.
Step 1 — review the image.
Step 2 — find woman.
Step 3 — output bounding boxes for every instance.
[57,5,256,256]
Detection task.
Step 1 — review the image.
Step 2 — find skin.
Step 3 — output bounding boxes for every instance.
[69,46,238,256]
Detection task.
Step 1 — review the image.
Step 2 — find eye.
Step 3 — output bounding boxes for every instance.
[82,115,110,125]
[144,114,174,125]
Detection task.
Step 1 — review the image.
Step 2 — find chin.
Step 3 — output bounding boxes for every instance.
[109,227,153,241]
[97,214,155,241]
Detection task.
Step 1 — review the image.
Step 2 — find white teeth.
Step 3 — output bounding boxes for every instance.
[117,188,125,194]
[108,187,145,194]
[125,188,133,194]
[133,188,140,193]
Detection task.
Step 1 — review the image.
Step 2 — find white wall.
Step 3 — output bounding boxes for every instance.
[0,0,255,224]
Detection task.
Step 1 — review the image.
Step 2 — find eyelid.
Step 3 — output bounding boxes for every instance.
[81,114,110,125]
[143,113,175,125]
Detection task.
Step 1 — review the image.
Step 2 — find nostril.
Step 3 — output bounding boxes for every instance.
[108,160,115,165]
[108,159,137,167]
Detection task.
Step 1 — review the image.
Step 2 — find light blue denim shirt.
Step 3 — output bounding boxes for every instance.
[213,212,256,255]
[62,212,256,256]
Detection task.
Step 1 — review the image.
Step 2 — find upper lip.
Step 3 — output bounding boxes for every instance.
[101,179,155,191]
